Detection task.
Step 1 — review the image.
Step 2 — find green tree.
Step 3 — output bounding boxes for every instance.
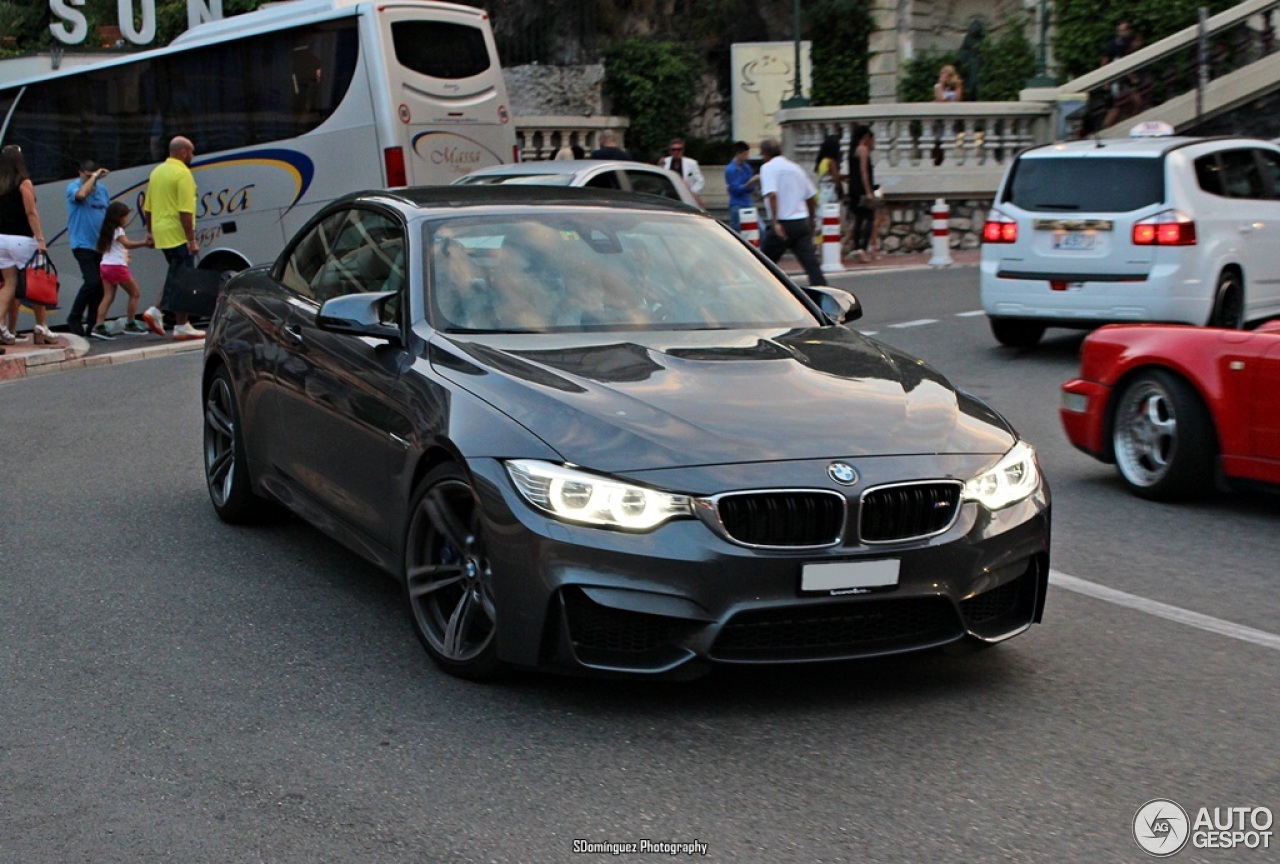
[1053,0,1239,80]
[602,38,701,160]
[977,17,1036,101]
[808,0,873,105]
[156,0,264,44]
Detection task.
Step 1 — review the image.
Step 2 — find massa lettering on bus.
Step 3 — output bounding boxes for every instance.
[412,132,505,177]
[194,150,316,217]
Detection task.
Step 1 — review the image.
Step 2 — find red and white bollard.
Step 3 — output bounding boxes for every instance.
[929,198,953,267]
[739,207,760,247]
[820,203,845,272]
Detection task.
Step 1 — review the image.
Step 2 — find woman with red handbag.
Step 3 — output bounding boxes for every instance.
[0,144,57,347]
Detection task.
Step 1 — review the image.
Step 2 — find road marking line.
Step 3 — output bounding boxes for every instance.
[889,319,939,329]
[857,330,879,336]
[1050,570,1280,652]
[956,310,985,317]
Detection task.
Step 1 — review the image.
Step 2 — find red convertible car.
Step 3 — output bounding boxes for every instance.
[1060,321,1280,499]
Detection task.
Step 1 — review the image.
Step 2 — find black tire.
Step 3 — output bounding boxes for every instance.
[1110,368,1216,500]
[203,366,274,523]
[404,463,503,680]
[1208,270,1244,329]
[989,317,1045,348]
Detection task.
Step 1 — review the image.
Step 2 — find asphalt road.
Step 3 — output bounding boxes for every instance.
[2,264,1277,863]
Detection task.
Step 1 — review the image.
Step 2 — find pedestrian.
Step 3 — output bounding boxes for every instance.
[933,65,964,166]
[845,125,878,263]
[91,202,151,340]
[813,134,845,250]
[590,130,630,160]
[1101,21,1145,128]
[934,64,964,102]
[757,137,826,286]
[141,135,205,340]
[724,140,759,233]
[660,138,705,206]
[0,144,57,347]
[64,159,111,337]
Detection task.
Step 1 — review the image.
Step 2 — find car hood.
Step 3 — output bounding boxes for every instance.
[430,326,1016,472]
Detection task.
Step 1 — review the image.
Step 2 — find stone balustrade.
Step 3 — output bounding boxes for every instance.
[515,115,632,162]
[512,106,1043,254]
[775,102,1053,200]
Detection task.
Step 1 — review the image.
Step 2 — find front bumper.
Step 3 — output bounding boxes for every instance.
[466,456,1052,678]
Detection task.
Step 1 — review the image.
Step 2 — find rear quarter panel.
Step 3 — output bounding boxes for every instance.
[1077,324,1259,460]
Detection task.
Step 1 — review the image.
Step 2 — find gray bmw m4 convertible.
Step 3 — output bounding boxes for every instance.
[202,185,1050,680]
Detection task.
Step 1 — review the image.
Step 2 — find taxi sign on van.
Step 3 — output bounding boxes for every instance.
[1129,120,1175,138]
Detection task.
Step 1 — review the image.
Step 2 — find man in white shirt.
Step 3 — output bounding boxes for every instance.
[758,137,826,286]
[660,138,705,204]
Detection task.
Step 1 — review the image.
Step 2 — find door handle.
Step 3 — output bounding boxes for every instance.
[283,323,304,343]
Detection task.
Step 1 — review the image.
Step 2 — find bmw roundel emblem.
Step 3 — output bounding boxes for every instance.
[827,462,858,486]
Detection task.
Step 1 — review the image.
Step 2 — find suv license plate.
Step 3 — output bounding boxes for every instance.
[1053,232,1097,251]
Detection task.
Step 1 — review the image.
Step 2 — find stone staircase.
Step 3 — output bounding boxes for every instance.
[1028,0,1280,138]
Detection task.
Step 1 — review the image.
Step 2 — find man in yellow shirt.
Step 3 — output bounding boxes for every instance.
[142,136,204,340]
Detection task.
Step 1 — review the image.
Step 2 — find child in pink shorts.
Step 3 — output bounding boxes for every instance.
[92,201,151,339]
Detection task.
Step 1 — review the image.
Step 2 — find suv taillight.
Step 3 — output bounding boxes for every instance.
[982,212,1018,243]
[1132,210,1196,246]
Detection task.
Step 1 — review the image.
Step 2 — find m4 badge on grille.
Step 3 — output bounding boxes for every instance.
[827,462,858,485]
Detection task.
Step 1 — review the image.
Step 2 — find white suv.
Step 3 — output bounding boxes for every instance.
[980,136,1280,347]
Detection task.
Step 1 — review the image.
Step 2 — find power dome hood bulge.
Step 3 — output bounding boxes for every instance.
[430,326,1017,472]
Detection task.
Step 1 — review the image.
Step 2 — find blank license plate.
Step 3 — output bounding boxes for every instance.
[802,559,900,593]
[1052,232,1097,250]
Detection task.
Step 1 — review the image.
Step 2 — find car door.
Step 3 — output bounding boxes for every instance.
[271,206,416,552]
[1217,148,1278,318]
[1251,149,1280,319]
[1254,333,1280,464]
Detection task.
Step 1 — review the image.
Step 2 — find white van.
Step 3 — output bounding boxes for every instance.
[980,136,1280,347]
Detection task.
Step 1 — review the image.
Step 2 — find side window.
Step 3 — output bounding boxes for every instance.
[1,21,358,183]
[1219,149,1265,199]
[584,171,623,191]
[1259,151,1280,199]
[627,170,683,203]
[279,211,349,300]
[312,210,406,309]
[1195,154,1224,197]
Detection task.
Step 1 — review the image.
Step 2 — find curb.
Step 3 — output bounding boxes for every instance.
[0,333,204,381]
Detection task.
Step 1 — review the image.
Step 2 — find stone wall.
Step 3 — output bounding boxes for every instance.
[503,64,607,116]
[875,198,991,254]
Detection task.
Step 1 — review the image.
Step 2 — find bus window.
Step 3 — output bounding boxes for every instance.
[1,20,358,184]
[391,21,492,79]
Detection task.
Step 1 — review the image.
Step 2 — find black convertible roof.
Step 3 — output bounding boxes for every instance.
[337,184,702,214]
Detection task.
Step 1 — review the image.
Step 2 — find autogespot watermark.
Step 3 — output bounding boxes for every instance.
[1133,799,1273,856]
[572,839,708,856]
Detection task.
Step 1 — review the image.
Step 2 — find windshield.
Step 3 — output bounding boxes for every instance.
[426,212,817,333]
[1004,156,1165,212]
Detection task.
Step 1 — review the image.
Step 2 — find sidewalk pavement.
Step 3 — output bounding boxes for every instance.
[0,246,980,382]
[0,329,205,382]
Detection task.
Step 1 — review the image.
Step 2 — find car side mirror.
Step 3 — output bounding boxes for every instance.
[317,291,402,344]
[806,286,862,323]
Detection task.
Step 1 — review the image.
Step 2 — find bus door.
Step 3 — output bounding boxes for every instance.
[374,4,516,187]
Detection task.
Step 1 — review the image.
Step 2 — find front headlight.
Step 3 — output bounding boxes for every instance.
[505,460,693,531]
[963,441,1041,510]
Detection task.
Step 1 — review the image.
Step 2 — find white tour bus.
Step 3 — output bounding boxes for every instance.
[0,0,516,322]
